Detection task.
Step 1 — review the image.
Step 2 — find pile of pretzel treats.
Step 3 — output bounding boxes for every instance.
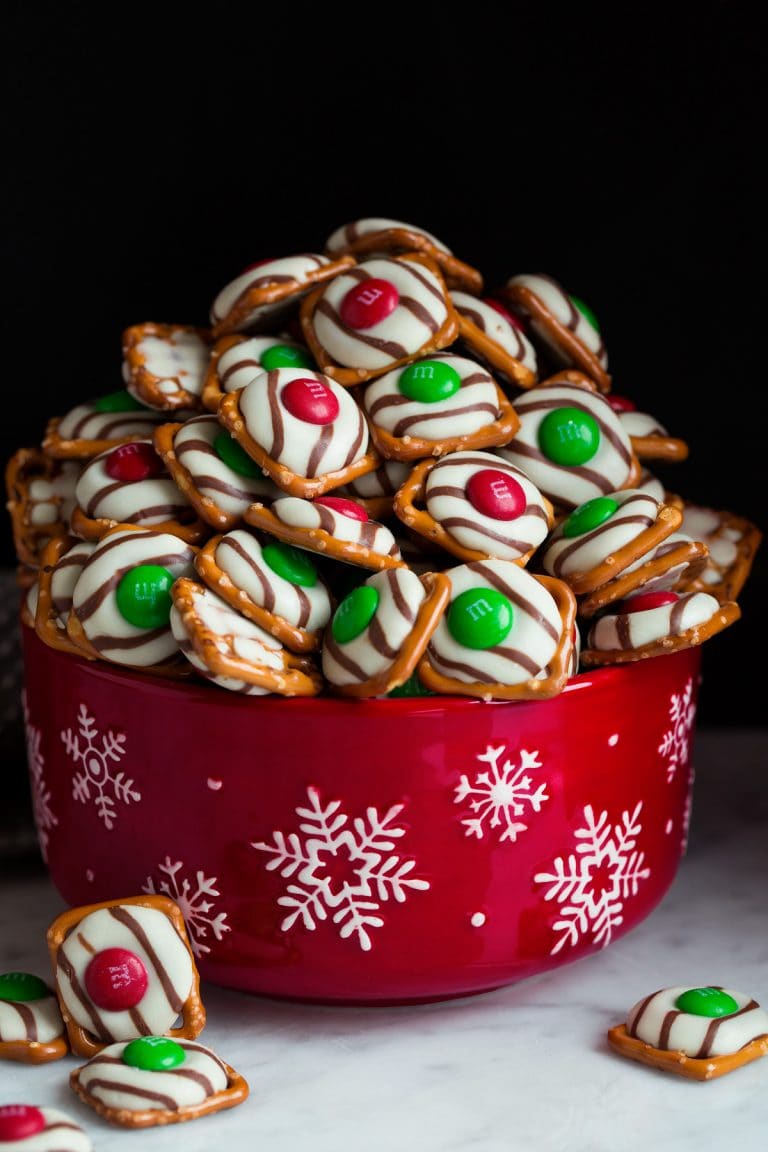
[6,217,761,701]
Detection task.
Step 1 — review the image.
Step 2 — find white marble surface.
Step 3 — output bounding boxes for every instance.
[1,727,767,1152]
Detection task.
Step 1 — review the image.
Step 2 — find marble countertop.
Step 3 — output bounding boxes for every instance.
[2,726,767,1152]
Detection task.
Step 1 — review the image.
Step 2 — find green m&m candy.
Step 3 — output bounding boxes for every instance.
[388,671,435,698]
[332,585,379,644]
[262,541,318,587]
[562,496,619,537]
[674,987,739,1017]
[0,971,49,1002]
[260,344,314,371]
[116,565,175,629]
[398,359,461,404]
[122,1036,186,1071]
[538,406,601,466]
[213,432,264,478]
[93,389,146,412]
[569,294,600,333]
[447,587,513,649]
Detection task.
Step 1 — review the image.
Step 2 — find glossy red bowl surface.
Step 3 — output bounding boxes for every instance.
[21,623,702,1004]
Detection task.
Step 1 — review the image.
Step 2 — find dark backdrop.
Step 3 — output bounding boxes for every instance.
[4,2,764,725]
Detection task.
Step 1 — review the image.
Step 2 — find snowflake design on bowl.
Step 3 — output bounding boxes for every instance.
[534,802,651,955]
[61,703,140,830]
[143,857,230,958]
[251,786,430,952]
[454,745,548,843]
[23,692,57,860]
[658,678,696,783]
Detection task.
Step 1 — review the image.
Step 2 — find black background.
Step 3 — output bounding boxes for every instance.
[4,1,765,725]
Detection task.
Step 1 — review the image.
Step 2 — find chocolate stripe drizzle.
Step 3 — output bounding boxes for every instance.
[108,905,187,1015]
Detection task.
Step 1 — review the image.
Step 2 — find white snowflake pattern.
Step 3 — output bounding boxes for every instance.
[534,802,651,955]
[23,693,57,861]
[454,745,548,842]
[61,703,139,830]
[143,858,230,958]
[658,678,696,783]
[251,786,430,952]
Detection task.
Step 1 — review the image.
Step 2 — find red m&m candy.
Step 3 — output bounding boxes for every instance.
[484,297,526,332]
[619,590,680,613]
[0,1105,46,1142]
[105,442,164,483]
[607,393,637,413]
[466,469,526,521]
[314,495,369,521]
[340,278,399,329]
[281,377,340,425]
[84,947,148,1010]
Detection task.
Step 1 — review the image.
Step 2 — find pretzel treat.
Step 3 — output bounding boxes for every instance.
[362,352,520,461]
[678,502,763,602]
[70,1036,249,1128]
[609,394,689,462]
[195,530,333,652]
[452,291,539,388]
[418,560,577,701]
[0,1106,91,1150]
[47,894,205,1060]
[322,568,451,697]
[154,416,282,531]
[218,366,378,498]
[495,378,640,509]
[0,971,68,1064]
[324,216,483,293]
[171,578,322,696]
[201,331,315,411]
[502,273,611,391]
[35,535,96,655]
[122,323,210,411]
[210,253,354,337]
[42,390,188,460]
[244,493,403,571]
[300,253,460,386]
[69,438,208,543]
[538,491,684,595]
[5,448,80,568]
[334,458,412,519]
[394,450,553,564]
[67,525,197,670]
[577,531,710,618]
[607,985,768,1080]
[580,589,741,666]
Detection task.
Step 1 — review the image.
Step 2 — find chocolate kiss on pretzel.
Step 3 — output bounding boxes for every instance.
[42,390,188,461]
[244,493,404,573]
[4,447,80,569]
[201,331,315,412]
[393,450,554,565]
[34,534,97,657]
[299,252,460,386]
[678,501,763,603]
[46,894,206,1060]
[0,971,69,1064]
[608,393,689,462]
[122,322,211,411]
[452,291,539,389]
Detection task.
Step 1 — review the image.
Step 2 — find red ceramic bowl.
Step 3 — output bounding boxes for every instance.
[21,622,702,1005]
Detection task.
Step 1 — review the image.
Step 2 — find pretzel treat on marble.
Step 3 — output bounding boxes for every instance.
[0,1106,92,1150]
[67,524,197,672]
[607,985,768,1080]
[42,390,190,460]
[451,291,539,389]
[244,493,404,572]
[70,1036,249,1128]
[201,331,315,411]
[580,588,741,666]
[678,502,763,603]
[300,253,460,386]
[171,578,322,696]
[69,439,208,544]
[0,971,68,1064]
[334,458,412,520]
[122,323,210,411]
[154,416,282,531]
[47,894,205,1060]
[608,394,689,462]
[418,560,577,701]
[34,535,96,655]
[393,450,553,565]
[5,448,80,569]
[325,216,483,294]
[495,377,640,509]
[362,352,520,461]
[210,253,355,337]
[218,366,379,498]
[501,273,611,391]
[195,529,333,653]
[322,568,451,698]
